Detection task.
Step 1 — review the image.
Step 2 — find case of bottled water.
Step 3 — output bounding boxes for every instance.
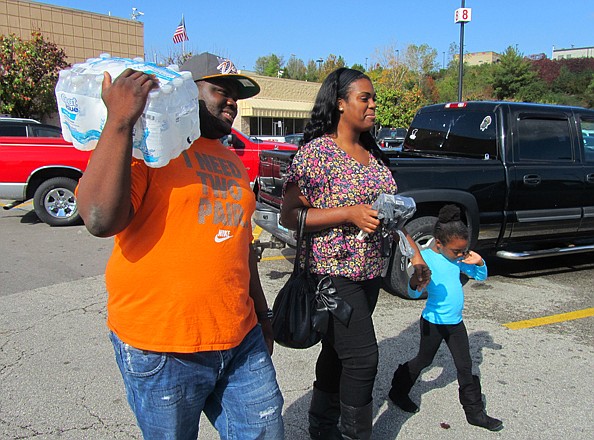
[55,54,200,168]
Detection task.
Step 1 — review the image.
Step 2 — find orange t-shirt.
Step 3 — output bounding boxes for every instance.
[105,137,257,352]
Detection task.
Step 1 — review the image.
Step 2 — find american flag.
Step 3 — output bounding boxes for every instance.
[172,16,189,44]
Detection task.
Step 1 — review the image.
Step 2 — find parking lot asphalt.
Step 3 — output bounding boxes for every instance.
[1,207,593,439]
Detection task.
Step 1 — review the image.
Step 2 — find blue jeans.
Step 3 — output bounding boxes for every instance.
[110,325,284,440]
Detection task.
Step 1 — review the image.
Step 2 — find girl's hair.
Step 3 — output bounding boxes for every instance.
[434,204,469,244]
[303,67,389,166]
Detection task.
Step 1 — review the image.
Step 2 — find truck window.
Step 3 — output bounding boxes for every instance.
[31,126,62,138]
[404,110,497,159]
[0,125,27,136]
[580,118,594,163]
[517,116,572,162]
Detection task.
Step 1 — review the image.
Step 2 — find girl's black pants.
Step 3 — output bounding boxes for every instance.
[408,317,474,387]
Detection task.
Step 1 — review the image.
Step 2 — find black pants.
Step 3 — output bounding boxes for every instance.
[314,276,381,407]
[408,317,474,388]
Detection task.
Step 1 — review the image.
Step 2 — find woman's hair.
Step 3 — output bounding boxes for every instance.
[303,67,389,166]
[433,204,469,244]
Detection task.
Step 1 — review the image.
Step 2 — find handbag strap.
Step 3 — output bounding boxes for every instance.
[293,207,310,276]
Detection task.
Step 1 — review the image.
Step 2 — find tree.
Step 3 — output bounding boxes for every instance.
[368,45,408,90]
[305,59,320,82]
[375,85,424,128]
[285,56,307,80]
[0,31,69,119]
[403,44,438,82]
[584,75,594,108]
[254,54,284,77]
[491,46,541,101]
[158,50,195,67]
[319,54,346,80]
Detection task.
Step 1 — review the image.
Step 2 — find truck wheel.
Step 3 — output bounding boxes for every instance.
[33,177,82,226]
[382,216,437,299]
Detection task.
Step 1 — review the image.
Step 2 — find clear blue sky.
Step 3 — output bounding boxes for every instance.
[40,0,593,69]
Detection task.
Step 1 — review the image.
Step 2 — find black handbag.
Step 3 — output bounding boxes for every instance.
[272,208,353,349]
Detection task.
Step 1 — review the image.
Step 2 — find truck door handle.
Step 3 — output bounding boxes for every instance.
[523,174,541,186]
[587,173,594,184]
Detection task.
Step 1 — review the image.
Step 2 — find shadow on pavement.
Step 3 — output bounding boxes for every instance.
[281,320,502,439]
[485,252,594,279]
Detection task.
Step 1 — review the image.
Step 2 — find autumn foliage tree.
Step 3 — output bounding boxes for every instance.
[374,85,424,128]
[0,31,69,119]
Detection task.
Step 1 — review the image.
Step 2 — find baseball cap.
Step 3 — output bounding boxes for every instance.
[180,52,260,99]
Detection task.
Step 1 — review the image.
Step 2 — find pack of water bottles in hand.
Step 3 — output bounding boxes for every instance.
[55,53,200,168]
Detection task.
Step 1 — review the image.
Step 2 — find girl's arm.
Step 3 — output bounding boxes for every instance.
[402,227,431,291]
[459,250,488,281]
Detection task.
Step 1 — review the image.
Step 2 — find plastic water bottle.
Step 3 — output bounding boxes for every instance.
[55,55,200,167]
[55,67,105,150]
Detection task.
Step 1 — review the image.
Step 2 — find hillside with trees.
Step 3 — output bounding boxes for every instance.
[252,45,594,128]
[1,29,592,127]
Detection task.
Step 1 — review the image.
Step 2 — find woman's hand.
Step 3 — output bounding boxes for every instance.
[410,263,432,291]
[260,319,274,355]
[347,204,380,233]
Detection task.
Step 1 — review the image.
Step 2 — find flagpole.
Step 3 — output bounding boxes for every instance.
[182,14,185,56]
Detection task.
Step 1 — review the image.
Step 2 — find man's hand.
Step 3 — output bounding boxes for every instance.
[101,68,158,128]
[260,319,274,355]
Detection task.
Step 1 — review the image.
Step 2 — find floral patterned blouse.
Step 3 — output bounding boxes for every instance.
[284,135,398,281]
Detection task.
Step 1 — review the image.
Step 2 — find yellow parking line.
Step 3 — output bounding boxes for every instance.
[503,307,594,330]
[1,200,32,208]
[260,255,295,262]
[253,225,263,241]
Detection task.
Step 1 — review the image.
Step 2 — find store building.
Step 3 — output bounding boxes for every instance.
[236,73,320,136]
[0,0,144,63]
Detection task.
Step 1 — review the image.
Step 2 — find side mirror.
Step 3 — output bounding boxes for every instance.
[232,134,245,149]
[223,134,233,146]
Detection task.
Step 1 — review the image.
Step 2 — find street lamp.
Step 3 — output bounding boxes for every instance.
[396,50,399,64]
[443,51,446,69]
[365,57,368,70]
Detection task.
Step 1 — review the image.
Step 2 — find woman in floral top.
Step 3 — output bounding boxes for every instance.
[281,68,430,440]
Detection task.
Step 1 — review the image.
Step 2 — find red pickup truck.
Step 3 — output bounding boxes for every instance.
[0,135,91,226]
[222,128,297,184]
[1,124,296,226]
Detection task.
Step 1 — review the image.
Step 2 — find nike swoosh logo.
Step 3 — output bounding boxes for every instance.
[214,235,233,243]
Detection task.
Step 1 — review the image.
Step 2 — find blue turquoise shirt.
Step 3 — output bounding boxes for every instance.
[409,248,488,325]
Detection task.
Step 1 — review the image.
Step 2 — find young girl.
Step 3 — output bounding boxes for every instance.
[389,204,503,432]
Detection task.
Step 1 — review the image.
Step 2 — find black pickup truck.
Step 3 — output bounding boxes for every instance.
[253,101,594,298]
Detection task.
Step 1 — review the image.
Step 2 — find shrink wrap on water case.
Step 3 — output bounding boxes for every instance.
[55,54,200,167]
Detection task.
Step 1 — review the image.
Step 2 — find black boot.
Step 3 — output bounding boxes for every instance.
[459,375,503,432]
[388,363,419,413]
[339,400,373,440]
[308,384,343,439]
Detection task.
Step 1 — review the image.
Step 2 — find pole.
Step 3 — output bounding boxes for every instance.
[181,14,185,57]
[457,0,465,101]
